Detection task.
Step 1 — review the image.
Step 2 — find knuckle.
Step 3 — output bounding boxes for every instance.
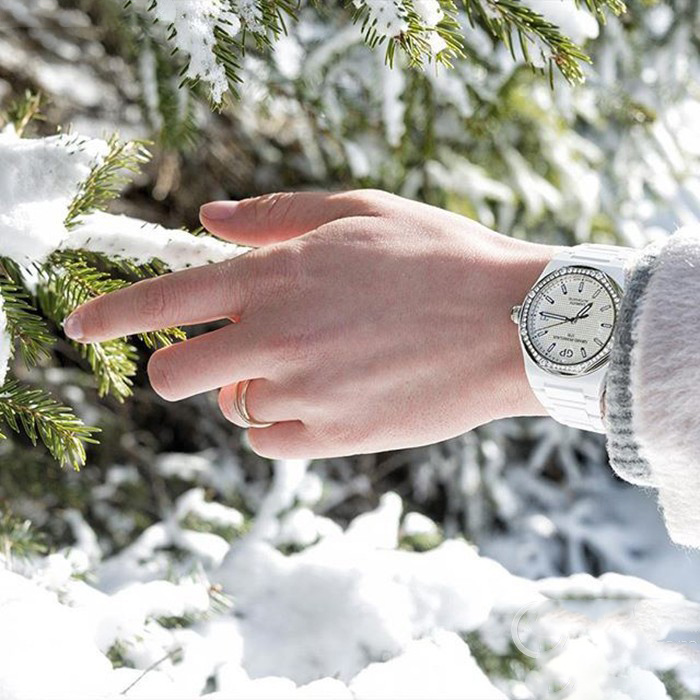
[340,189,393,214]
[211,259,243,312]
[147,351,177,401]
[250,192,296,229]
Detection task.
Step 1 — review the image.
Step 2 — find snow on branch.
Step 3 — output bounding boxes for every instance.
[68,212,241,271]
[131,0,243,104]
[126,0,626,109]
[0,126,241,271]
[0,126,110,266]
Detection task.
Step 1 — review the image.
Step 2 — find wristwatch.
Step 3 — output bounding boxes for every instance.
[511,244,631,433]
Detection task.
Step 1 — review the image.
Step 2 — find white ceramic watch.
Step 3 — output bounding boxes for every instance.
[511,244,632,433]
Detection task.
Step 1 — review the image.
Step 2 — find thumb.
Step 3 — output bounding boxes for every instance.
[200,191,363,246]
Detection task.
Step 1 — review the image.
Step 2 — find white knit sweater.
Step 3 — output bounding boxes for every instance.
[604,227,700,548]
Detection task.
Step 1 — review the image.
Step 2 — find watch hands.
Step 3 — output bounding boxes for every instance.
[573,303,593,321]
[539,311,569,321]
[540,319,573,330]
[540,314,590,330]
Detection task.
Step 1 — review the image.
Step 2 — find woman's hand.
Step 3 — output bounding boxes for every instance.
[65,190,554,458]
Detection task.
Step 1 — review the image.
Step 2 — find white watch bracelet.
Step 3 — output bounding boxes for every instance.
[512,244,632,433]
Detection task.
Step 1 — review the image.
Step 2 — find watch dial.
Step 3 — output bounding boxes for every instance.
[525,269,617,370]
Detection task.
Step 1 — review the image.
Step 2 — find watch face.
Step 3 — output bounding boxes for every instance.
[519,266,621,375]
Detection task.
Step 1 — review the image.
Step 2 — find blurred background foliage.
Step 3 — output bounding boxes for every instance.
[0,0,699,604]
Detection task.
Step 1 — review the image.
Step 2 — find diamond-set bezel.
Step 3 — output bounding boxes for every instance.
[518,266,622,377]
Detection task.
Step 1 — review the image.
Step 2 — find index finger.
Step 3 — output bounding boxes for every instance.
[63,257,249,343]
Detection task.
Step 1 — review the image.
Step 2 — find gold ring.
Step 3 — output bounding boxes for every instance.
[233,379,274,428]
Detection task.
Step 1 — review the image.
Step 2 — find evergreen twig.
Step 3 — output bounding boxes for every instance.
[64,135,151,230]
[40,254,138,401]
[2,91,44,137]
[0,510,47,562]
[123,0,628,112]
[461,0,595,84]
[0,379,99,469]
[0,280,54,368]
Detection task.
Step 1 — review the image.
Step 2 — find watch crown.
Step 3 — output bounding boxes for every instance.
[510,305,521,324]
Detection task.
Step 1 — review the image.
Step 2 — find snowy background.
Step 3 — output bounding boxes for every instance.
[1,1,700,698]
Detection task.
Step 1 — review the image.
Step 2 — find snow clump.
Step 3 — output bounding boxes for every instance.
[145,0,242,104]
[1,458,698,699]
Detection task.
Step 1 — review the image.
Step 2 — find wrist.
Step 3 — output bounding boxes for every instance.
[489,239,559,419]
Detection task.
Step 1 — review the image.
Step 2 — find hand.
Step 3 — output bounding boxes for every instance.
[64,190,555,459]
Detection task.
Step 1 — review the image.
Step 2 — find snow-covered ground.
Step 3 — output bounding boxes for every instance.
[2,458,699,700]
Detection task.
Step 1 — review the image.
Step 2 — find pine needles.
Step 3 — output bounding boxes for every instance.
[462,0,589,85]
[352,0,464,70]
[2,91,44,137]
[0,510,47,561]
[39,254,139,402]
[0,280,53,369]
[0,380,99,469]
[64,135,151,230]
[0,95,189,469]
[123,0,628,113]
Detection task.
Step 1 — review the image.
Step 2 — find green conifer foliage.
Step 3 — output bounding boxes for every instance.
[0,95,186,468]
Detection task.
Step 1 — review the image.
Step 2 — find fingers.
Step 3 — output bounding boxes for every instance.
[64,256,251,343]
[65,190,390,343]
[217,379,298,427]
[246,420,314,460]
[218,381,317,458]
[147,323,268,401]
[199,190,384,246]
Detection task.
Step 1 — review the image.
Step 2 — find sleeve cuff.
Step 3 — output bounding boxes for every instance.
[604,227,700,548]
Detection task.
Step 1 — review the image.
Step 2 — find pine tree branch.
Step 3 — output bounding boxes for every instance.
[0,379,99,469]
[0,99,188,467]
[64,135,151,230]
[0,510,47,562]
[142,39,200,149]
[352,0,464,69]
[39,253,138,401]
[461,0,594,84]
[0,257,27,288]
[78,338,138,400]
[0,280,54,368]
[121,0,629,111]
[41,250,185,400]
[44,253,128,315]
[1,91,44,137]
[576,0,626,23]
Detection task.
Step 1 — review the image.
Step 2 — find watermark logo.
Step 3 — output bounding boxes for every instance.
[511,599,575,699]
[511,599,569,659]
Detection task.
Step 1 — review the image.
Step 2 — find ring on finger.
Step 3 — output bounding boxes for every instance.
[233,379,274,429]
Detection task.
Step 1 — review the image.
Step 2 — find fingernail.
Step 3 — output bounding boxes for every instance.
[200,201,238,221]
[64,313,84,341]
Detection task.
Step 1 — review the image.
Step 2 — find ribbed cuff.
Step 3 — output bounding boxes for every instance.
[603,243,661,487]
